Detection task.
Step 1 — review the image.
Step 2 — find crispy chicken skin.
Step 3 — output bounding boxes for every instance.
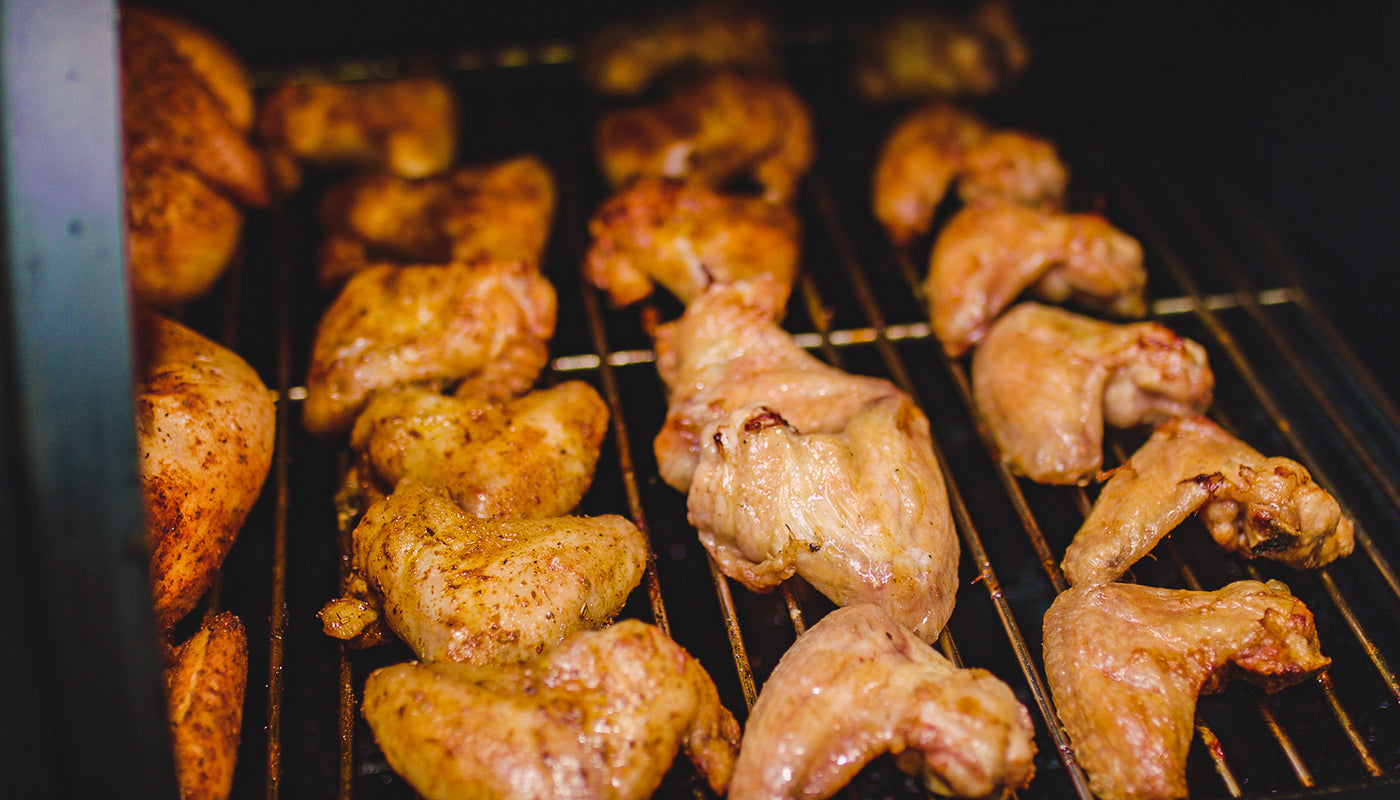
[731,605,1035,800]
[362,620,742,800]
[925,202,1147,357]
[581,1,779,97]
[316,154,556,287]
[1044,580,1330,800]
[873,101,1066,246]
[973,303,1214,485]
[320,481,648,665]
[595,70,815,204]
[347,381,609,519]
[653,277,901,491]
[258,75,457,193]
[1062,416,1355,587]
[853,0,1031,104]
[302,258,556,439]
[135,312,276,633]
[585,177,801,306]
[689,398,959,643]
[165,612,247,800]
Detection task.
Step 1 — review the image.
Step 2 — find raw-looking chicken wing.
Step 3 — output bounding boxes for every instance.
[595,70,815,204]
[873,101,1067,246]
[973,303,1214,485]
[165,611,247,800]
[302,257,556,439]
[321,481,649,665]
[1044,580,1330,800]
[853,0,1031,103]
[581,1,779,97]
[362,619,742,800]
[1062,415,1355,587]
[346,381,609,519]
[136,311,276,633]
[258,75,457,193]
[924,201,1147,357]
[585,177,801,306]
[689,397,959,643]
[652,277,901,491]
[730,604,1035,800]
[316,154,556,287]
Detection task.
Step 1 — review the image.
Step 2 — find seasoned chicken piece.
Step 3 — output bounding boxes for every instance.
[125,157,244,308]
[924,202,1147,357]
[165,611,247,800]
[320,481,648,665]
[653,277,900,491]
[316,154,556,287]
[595,70,814,204]
[362,619,742,800]
[731,604,1035,800]
[973,303,1214,485]
[124,6,256,133]
[258,75,457,193]
[1044,580,1330,800]
[136,312,276,632]
[302,258,556,439]
[872,101,1066,246]
[581,1,779,97]
[347,381,609,519]
[1062,416,1355,587]
[853,0,1031,104]
[585,177,801,306]
[689,398,958,643]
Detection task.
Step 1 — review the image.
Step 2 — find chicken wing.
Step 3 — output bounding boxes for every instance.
[1044,580,1330,800]
[316,154,556,287]
[731,604,1035,800]
[585,177,801,306]
[257,74,457,193]
[1062,415,1355,587]
[872,101,1066,246]
[123,6,256,134]
[302,257,556,439]
[347,380,609,519]
[362,619,741,800]
[652,277,900,491]
[136,312,276,633]
[973,303,1214,485]
[689,398,959,643]
[165,611,247,800]
[924,201,1146,357]
[595,70,814,204]
[581,1,779,97]
[320,481,648,665]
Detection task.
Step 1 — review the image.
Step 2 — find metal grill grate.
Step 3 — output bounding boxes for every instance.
[188,32,1400,800]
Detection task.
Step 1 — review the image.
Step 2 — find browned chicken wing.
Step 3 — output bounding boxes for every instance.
[731,604,1035,800]
[581,0,780,97]
[973,303,1214,485]
[925,201,1147,356]
[346,381,609,519]
[165,611,247,800]
[258,75,457,193]
[1062,415,1355,586]
[362,619,742,800]
[320,481,648,665]
[316,154,556,287]
[689,398,959,643]
[302,257,556,439]
[595,70,814,204]
[853,0,1031,103]
[124,6,256,133]
[125,158,245,308]
[1044,580,1330,800]
[652,277,900,491]
[873,101,1066,246]
[585,177,801,306]
[136,312,276,633]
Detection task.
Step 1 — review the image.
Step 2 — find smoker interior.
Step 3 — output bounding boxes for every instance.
[89,4,1400,799]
